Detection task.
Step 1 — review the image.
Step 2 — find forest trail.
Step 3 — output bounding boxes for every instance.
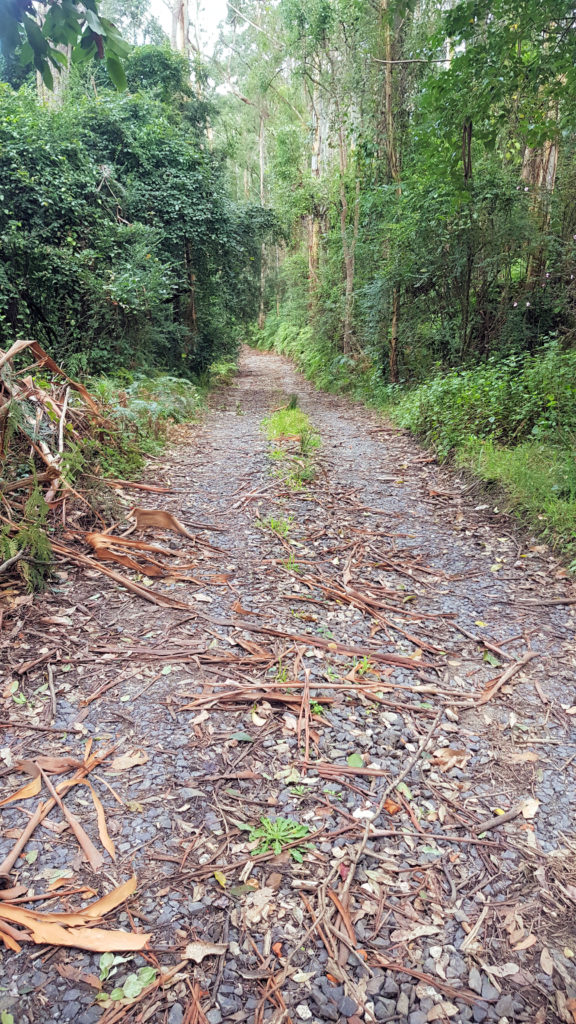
[2,347,576,1024]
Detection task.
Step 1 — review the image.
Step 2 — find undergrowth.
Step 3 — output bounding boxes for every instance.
[261,399,321,491]
[255,323,576,560]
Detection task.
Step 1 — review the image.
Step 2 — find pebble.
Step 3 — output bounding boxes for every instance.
[468,967,483,995]
[337,996,357,1016]
[296,1006,312,1021]
[408,1012,427,1024]
[206,1011,222,1024]
[397,992,410,1016]
[495,995,515,1016]
[374,997,396,1018]
[168,1005,184,1024]
[481,979,500,1001]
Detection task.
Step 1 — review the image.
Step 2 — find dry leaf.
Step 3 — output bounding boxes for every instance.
[514,934,537,951]
[431,748,470,772]
[521,797,540,819]
[185,940,228,962]
[27,757,83,773]
[508,750,539,764]
[129,507,195,539]
[108,750,148,772]
[0,763,42,806]
[540,948,555,976]
[0,877,148,952]
[483,961,520,978]
[383,797,401,814]
[390,924,439,942]
[56,963,102,989]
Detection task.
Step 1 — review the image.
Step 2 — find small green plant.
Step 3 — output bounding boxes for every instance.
[290,784,307,796]
[283,553,300,572]
[310,701,324,715]
[262,407,315,441]
[257,514,293,537]
[0,486,53,591]
[97,956,156,1004]
[354,656,373,677]
[99,954,133,982]
[247,816,312,862]
[286,394,299,410]
[270,447,286,461]
[299,427,321,456]
[274,658,289,684]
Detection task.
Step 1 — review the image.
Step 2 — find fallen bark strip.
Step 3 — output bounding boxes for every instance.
[51,541,194,610]
[226,618,437,671]
[0,748,114,884]
[475,650,539,706]
[370,957,483,1006]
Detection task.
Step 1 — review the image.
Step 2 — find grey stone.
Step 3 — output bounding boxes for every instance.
[468,967,483,995]
[366,970,385,996]
[472,1005,489,1023]
[382,975,399,997]
[311,1001,338,1022]
[77,1012,103,1024]
[217,992,241,1015]
[63,989,82,1001]
[481,979,500,1001]
[61,1002,81,1019]
[206,1011,222,1024]
[495,995,515,1016]
[373,998,396,1019]
[408,1013,427,1024]
[337,996,357,1016]
[168,1004,184,1024]
[396,992,410,1017]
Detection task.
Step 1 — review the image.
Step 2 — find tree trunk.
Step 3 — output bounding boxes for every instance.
[522,135,559,284]
[389,289,399,383]
[381,0,402,381]
[339,176,360,354]
[258,112,267,329]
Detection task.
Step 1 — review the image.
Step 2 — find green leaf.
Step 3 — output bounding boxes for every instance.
[483,651,501,667]
[346,753,364,768]
[1,1012,15,1024]
[122,973,144,999]
[231,731,253,742]
[396,782,413,800]
[137,966,157,985]
[106,55,127,91]
[99,953,115,980]
[110,988,125,1001]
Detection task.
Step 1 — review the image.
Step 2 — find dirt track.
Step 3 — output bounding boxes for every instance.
[1,347,575,1024]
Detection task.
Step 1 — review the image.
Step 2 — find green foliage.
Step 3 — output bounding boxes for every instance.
[263,406,316,441]
[257,514,293,537]
[0,486,53,590]
[0,51,276,377]
[0,0,130,91]
[456,438,576,554]
[391,343,576,458]
[247,815,311,861]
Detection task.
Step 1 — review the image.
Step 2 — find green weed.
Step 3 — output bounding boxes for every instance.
[263,407,314,441]
[247,816,312,862]
[257,514,294,537]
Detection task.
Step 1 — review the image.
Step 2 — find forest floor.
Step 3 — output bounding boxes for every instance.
[1,346,576,1024]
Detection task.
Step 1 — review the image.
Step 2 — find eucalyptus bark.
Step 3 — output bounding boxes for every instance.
[381,0,402,382]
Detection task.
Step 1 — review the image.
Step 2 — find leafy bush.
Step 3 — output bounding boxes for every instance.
[391,343,576,458]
